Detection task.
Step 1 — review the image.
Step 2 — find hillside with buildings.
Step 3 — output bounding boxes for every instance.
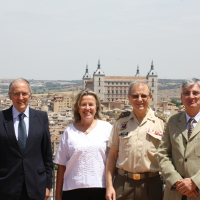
[0,76,186,156]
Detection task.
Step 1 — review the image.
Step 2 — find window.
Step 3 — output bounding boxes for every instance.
[112,90,114,94]
[99,82,100,86]
[124,90,126,94]
[99,78,100,81]
[120,90,122,94]
[116,90,118,94]
[99,90,100,93]
[108,90,110,93]
[152,90,154,93]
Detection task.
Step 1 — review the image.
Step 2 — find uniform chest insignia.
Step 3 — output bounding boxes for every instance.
[119,132,129,136]
[147,128,163,136]
[121,122,127,130]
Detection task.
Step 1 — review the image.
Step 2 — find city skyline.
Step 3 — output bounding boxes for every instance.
[0,0,200,80]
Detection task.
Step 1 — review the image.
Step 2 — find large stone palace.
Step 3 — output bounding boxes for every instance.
[82,60,158,104]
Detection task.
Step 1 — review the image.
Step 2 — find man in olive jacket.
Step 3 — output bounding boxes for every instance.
[158,78,200,200]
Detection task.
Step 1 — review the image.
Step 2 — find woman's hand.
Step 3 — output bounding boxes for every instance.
[55,165,66,200]
[55,193,62,200]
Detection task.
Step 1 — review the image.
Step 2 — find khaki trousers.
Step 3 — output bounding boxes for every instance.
[114,173,163,200]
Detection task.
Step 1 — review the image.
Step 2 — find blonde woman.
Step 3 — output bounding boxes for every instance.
[54,90,112,200]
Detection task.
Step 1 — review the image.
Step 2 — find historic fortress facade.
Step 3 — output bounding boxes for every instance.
[82,60,158,105]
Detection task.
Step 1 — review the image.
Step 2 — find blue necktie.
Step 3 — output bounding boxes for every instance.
[18,113,27,151]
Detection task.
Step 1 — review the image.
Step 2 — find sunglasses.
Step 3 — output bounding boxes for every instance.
[129,94,150,99]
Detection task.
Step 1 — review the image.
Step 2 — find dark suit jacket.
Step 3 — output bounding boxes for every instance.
[0,106,53,200]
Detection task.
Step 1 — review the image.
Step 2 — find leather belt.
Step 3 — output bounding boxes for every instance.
[118,168,159,180]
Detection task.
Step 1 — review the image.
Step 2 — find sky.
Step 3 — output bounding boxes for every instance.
[0,0,200,80]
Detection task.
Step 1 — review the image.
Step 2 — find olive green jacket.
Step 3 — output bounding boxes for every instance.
[158,111,200,200]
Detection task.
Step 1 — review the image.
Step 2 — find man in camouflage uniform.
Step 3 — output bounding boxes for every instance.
[106,80,167,200]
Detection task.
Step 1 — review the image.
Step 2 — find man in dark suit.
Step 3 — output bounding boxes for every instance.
[0,78,53,200]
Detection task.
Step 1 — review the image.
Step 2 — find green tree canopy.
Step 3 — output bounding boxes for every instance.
[171,99,182,107]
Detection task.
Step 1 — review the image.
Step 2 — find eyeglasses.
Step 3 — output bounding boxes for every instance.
[12,92,30,97]
[182,91,200,97]
[129,94,150,99]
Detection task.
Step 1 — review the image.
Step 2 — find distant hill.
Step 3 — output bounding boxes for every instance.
[57,80,82,85]
[158,79,184,90]
[67,80,82,85]
[158,79,184,84]
[157,79,185,102]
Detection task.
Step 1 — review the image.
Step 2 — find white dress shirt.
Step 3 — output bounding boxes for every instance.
[185,111,200,131]
[12,105,29,140]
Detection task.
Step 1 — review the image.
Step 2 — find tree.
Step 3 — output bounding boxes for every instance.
[171,99,182,107]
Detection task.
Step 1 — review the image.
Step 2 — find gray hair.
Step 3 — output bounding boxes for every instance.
[73,89,102,122]
[9,78,32,94]
[128,80,151,95]
[182,78,200,90]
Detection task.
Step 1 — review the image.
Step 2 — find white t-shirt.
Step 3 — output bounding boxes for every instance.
[53,120,113,191]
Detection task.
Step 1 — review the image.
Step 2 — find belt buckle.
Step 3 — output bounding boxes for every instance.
[133,173,140,180]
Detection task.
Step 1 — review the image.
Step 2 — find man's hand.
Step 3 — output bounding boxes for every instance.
[106,186,116,200]
[185,189,199,198]
[176,178,197,196]
[44,188,50,200]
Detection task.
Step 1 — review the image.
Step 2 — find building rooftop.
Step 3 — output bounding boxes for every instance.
[54,95,63,98]
[86,76,147,83]
[105,76,147,81]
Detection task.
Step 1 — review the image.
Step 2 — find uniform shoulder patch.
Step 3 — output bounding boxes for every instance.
[117,111,131,120]
[154,111,168,122]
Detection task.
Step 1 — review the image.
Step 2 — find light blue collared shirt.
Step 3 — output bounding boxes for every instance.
[185,111,200,131]
[12,105,29,140]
